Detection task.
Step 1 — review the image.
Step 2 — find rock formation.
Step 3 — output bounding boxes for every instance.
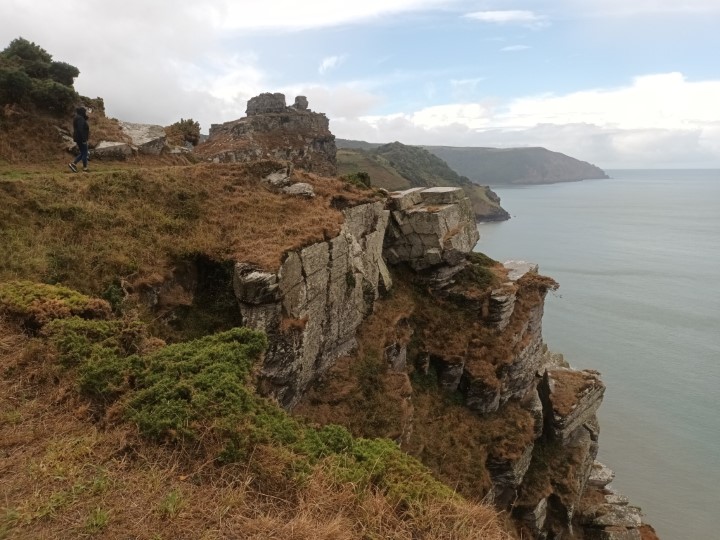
[198,93,337,176]
[233,201,391,407]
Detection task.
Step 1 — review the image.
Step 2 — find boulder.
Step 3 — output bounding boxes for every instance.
[92,141,133,159]
[282,182,315,198]
[119,121,167,155]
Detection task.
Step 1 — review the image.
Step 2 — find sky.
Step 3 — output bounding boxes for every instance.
[2,0,720,168]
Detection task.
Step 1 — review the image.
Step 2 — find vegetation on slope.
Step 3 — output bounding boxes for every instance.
[338,142,509,221]
[0,281,511,539]
[424,146,609,186]
[0,161,375,294]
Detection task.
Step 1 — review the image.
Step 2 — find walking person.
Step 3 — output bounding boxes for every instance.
[68,106,90,172]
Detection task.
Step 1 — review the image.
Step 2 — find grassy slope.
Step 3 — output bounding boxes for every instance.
[337,143,509,221]
[0,281,511,540]
[0,158,513,539]
[0,161,376,294]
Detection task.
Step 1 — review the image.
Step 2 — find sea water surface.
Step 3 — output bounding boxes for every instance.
[476,170,720,540]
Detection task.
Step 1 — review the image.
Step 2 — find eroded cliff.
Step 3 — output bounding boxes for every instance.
[225,184,654,539]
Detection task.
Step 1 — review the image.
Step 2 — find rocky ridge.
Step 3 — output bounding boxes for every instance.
[222,179,652,538]
[197,93,337,176]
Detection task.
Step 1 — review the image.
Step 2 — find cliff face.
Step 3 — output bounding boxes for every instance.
[226,184,652,539]
[197,93,337,176]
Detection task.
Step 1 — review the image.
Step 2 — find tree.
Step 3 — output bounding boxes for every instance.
[0,37,80,114]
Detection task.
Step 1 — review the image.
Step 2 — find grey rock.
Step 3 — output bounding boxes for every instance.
[246,92,287,115]
[588,461,615,488]
[419,186,464,205]
[235,201,391,408]
[540,368,606,443]
[92,141,134,159]
[292,95,309,110]
[119,121,167,155]
[504,260,539,281]
[282,182,315,198]
[263,169,292,187]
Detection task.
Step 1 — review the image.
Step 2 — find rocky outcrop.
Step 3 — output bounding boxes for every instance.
[119,121,167,155]
[383,187,479,270]
[198,93,337,176]
[233,201,391,407]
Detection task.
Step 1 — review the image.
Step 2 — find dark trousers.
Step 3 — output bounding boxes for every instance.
[73,142,88,168]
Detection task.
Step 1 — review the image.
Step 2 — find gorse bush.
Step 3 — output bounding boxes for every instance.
[166,118,201,146]
[0,37,79,114]
[35,300,459,507]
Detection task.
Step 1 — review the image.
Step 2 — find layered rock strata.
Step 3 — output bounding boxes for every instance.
[199,93,337,175]
[233,201,391,408]
[224,178,653,537]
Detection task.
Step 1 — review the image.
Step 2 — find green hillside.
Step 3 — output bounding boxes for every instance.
[424,146,609,186]
[336,139,609,186]
[337,142,509,222]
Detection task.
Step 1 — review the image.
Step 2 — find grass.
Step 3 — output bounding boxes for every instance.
[0,284,512,539]
[0,161,376,298]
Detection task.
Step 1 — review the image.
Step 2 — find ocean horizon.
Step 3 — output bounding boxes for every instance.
[477,169,720,540]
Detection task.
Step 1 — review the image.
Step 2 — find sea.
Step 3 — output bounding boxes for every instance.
[475,170,720,540]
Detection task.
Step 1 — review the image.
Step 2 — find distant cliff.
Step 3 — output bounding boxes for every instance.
[338,142,510,222]
[424,146,609,186]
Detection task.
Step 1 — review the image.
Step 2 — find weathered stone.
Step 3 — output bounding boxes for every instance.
[540,368,605,443]
[263,169,292,187]
[504,260,539,281]
[203,92,336,175]
[119,121,167,155]
[246,92,287,115]
[385,342,407,372]
[487,443,535,506]
[591,506,643,529]
[233,263,279,304]
[488,286,517,330]
[419,186,464,205]
[384,188,479,271]
[588,461,615,488]
[292,95,309,110]
[235,201,391,408]
[389,187,424,210]
[282,182,315,198]
[92,141,133,159]
[516,498,548,537]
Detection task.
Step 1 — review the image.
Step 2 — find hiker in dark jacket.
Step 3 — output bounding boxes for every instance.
[68,107,90,172]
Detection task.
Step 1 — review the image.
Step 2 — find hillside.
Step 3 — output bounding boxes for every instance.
[338,142,510,222]
[1,35,655,537]
[424,146,609,186]
[336,139,609,186]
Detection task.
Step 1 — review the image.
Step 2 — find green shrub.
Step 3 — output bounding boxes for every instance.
[0,67,32,104]
[166,118,201,146]
[343,171,371,189]
[30,78,78,113]
[0,281,111,327]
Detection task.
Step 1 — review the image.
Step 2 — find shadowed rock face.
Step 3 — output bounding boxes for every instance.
[233,201,391,408]
[199,93,337,176]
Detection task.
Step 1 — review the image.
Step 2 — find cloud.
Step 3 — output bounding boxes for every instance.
[209,0,459,30]
[318,55,344,75]
[500,45,531,52]
[464,10,548,27]
[330,73,720,168]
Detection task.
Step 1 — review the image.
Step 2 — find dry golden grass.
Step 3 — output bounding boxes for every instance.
[0,161,375,296]
[296,274,536,509]
[0,316,511,540]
